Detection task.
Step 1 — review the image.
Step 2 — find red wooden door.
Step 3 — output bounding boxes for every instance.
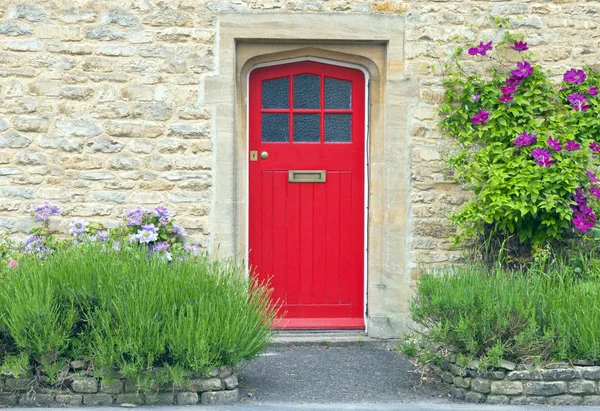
[249,61,365,329]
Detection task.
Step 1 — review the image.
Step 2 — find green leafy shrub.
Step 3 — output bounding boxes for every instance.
[411,263,600,363]
[440,34,600,253]
[0,243,276,381]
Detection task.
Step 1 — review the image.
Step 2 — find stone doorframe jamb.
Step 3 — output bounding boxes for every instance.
[204,13,417,338]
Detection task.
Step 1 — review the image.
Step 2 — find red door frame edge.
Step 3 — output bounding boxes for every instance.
[245,57,370,331]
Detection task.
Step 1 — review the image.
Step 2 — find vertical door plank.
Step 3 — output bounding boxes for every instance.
[325,171,341,304]
[312,181,328,304]
[286,181,301,305]
[340,171,353,305]
[299,183,314,305]
[260,171,275,282]
[272,171,288,303]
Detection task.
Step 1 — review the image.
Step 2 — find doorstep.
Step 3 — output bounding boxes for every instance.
[270,330,400,349]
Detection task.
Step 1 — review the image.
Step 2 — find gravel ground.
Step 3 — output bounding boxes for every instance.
[237,345,450,404]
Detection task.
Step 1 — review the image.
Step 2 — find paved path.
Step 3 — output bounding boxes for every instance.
[237,345,449,404]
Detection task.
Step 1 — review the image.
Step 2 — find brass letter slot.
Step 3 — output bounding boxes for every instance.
[288,170,326,183]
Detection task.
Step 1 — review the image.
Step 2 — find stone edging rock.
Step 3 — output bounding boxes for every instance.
[433,357,600,406]
[0,364,238,407]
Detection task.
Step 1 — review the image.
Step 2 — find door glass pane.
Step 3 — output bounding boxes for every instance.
[293,74,320,109]
[325,78,351,109]
[325,114,351,143]
[294,114,320,143]
[262,113,289,142]
[262,77,289,109]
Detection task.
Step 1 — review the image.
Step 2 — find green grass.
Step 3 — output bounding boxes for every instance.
[0,243,277,379]
[411,262,600,363]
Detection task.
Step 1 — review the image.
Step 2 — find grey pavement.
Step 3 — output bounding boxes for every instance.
[18,345,600,410]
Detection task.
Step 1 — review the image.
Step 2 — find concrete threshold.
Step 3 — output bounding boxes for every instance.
[270,330,400,349]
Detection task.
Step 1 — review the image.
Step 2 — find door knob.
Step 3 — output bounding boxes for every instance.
[260,151,269,160]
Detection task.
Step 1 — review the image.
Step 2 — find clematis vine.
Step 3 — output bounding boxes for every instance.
[565,141,581,151]
[471,110,489,126]
[571,189,596,233]
[547,137,562,151]
[568,93,589,111]
[531,148,552,167]
[587,172,599,183]
[563,68,586,84]
[590,141,600,153]
[513,131,537,148]
[589,86,598,96]
[468,41,493,56]
[511,61,534,79]
[511,41,528,51]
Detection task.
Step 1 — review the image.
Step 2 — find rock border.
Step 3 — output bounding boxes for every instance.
[433,356,600,406]
[0,364,238,406]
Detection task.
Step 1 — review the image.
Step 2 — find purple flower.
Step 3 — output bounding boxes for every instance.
[589,86,598,96]
[563,68,587,84]
[573,212,596,233]
[568,93,589,111]
[112,241,122,252]
[154,206,171,220]
[501,85,516,95]
[511,61,534,79]
[69,219,88,237]
[127,216,142,226]
[511,41,528,52]
[566,141,581,151]
[471,93,481,102]
[498,94,514,103]
[590,186,600,200]
[172,224,188,236]
[471,110,490,126]
[547,137,562,151]
[468,41,493,56]
[128,234,137,243]
[590,141,600,153]
[154,242,170,252]
[24,235,51,258]
[536,156,553,167]
[31,202,62,222]
[572,189,597,233]
[531,148,552,166]
[141,223,157,233]
[97,230,110,242]
[136,229,158,244]
[513,131,537,148]
[183,244,201,255]
[532,148,550,160]
[587,172,599,183]
[506,76,523,87]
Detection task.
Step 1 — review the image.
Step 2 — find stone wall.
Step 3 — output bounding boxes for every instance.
[0,0,598,328]
[0,363,238,406]
[435,356,600,406]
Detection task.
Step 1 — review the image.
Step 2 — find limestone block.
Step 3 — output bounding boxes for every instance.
[8,5,46,22]
[97,45,137,57]
[222,374,238,390]
[20,393,54,405]
[490,381,523,395]
[105,120,163,138]
[100,379,123,394]
[101,9,139,27]
[16,151,47,165]
[13,115,49,132]
[188,378,223,392]
[486,395,510,405]
[56,115,101,138]
[201,389,238,405]
[524,381,567,396]
[547,395,584,405]
[0,21,32,36]
[471,379,491,394]
[0,131,32,148]
[464,391,486,403]
[143,11,192,27]
[72,378,99,393]
[167,123,209,138]
[115,393,144,405]
[82,393,113,406]
[86,26,126,41]
[109,156,141,170]
[541,369,579,380]
[569,380,596,394]
[507,370,542,381]
[176,392,198,405]
[4,39,44,52]
[87,138,124,153]
[55,394,83,405]
[56,8,96,24]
